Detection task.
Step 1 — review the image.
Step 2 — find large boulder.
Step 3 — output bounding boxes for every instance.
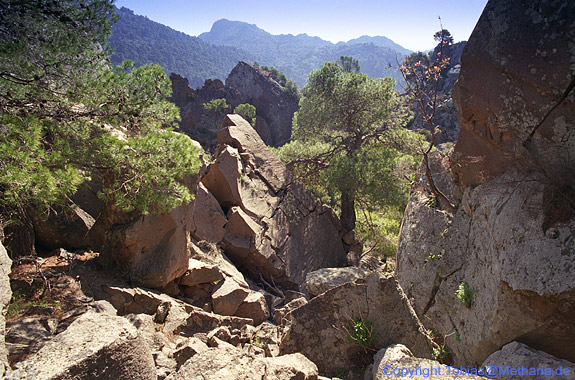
[189,183,227,243]
[482,342,575,380]
[12,312,156,380]
[201,115,347,289]
[102,203,193,289]
[170,346,318,380]
[279,271,433,375]
[397,168,575,365]
[368,344,485,380]
[452,0,575,188]
[396,0,575,367]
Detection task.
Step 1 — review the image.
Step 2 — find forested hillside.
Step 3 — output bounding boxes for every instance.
[109,10,411,88]
[199,19,411,87]
[109,7,251,87]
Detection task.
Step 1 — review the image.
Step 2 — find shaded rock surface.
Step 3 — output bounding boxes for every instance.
[452,0,575,188]
[30,205,94,251]
[280,271,433,375]
[397,0,575,368]
[482,342,575,380]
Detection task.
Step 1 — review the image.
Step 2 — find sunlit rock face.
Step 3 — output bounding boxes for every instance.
[397,0,575,367]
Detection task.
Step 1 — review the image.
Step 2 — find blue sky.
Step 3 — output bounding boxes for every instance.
[114,0,488,52]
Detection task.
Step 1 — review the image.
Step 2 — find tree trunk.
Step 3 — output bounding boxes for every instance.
[340,191,356,234]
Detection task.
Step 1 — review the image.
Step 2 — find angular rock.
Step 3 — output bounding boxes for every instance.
[170,346,318,380]
[172,337,209,369]
[202,146,244,209]
[172,307,253,337]
[125,313,172,352]
[207,326,232,343]
[0,241,11,376]
[302,267,371,298]
[280,271,433,374]
[482,342,575,380]
[13,312,156,380]
[189,241,249,288]
[370,344,485,380]
[178,258,224,287]
[274,297,308,325]
[211,277,249,316]
[234,290,270,326]
[100,285,179,316]
[203,115,347,289]
[250,322,282,357]
[190,183,227,243]
[101,202,193,289]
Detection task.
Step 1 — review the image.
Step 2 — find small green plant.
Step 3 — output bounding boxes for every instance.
[425,197,437,208]
[6,293,61,319]
[427,252,442,261]
[433,343,451,363]
[456,282,475,308]
[345,316,376,349]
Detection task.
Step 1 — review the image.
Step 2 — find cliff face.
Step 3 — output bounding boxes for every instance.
[397,0,575,367]
[171,62,299,150]
[452,0,575,189]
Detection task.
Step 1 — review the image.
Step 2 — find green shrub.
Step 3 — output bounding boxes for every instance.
[455,282,475,307]
[203,98,229,113]
[345,316,376,349]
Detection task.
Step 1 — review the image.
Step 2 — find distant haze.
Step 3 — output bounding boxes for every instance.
[113,0,488,52]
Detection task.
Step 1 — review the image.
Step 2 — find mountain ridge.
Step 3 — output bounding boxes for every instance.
[198,19,411,87]
[110,9,413,88]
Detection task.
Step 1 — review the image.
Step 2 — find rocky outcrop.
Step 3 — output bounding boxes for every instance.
[482,342,575,380]
[12,312,156,380]
[202,114,348,289]
[396,0,575,368]
[225,62,298,146]
[171,62,299,149]
[452,0,575,188]
[279,271,433,375]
